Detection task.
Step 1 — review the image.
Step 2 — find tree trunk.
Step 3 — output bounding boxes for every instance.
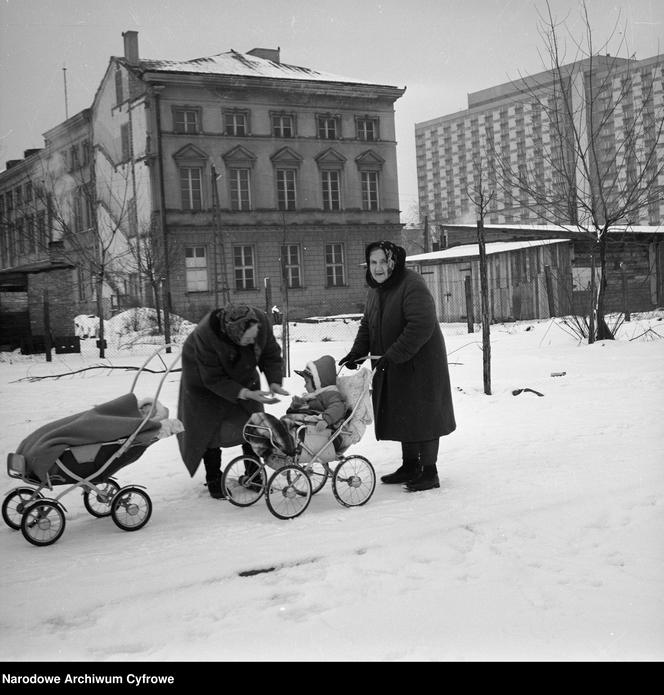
[96,277,106,359]
[477,219,492,395]
[594,232,614,341]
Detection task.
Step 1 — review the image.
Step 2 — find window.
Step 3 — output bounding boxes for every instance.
[356,117,379,141]
[14,187,22,209]
[72,192,84,232]
[325,243,345,287]
[16,220,24,255]
[37,211,47,247]
[230,168,251,210]
[224,111,248,136]
[361,171,379,210]
[6,191,13,213]
[174,108,200,134]
[233,245,256,290]
[24,181,32,203]
[185,246,209,292]
[180,166,203,210]
[69,144,79,171]
[77,266,88,301]
[281,244,302,288]
[276,169,297,211]
[271,113,294,137]
[115,69,123,105]
[26,215,35,253]
[121,123,131,162]
[317,115,340,139]
[321,170,341,210]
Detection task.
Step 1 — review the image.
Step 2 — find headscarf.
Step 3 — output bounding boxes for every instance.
[365,240,407,289]
[216,304,259,345]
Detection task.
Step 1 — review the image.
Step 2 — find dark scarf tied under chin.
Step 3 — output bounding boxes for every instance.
[216,305,262,360]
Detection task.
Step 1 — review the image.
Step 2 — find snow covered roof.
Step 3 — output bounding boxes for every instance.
[407,238,570,262]
[442,222,663,235]
[136,50,390,87]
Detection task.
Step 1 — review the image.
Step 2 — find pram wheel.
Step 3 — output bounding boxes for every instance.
[265,464,312,520]
[111,486,152,532]
[332,456,376,508]
[222,456,267,507]
[21,500,66,546]
[2,487,44,530]
[83,478,120,518]
[302,461,329,494]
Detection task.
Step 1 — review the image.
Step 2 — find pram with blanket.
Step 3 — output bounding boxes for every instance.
[221,364,376,519]
[2,346,182,546]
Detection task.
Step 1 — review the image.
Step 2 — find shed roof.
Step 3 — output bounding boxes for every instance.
[407,238,570,263]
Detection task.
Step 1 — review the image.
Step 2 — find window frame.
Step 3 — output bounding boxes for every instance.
[317,114,341,140]
[355,116,379,141]
[184,245,209,292]
[233,244,256,291]
[361,170,380,211]
[271,112,295,138]
[229,168,252,211]
[173,107,201,134]
[276,168,297,211]
[325,242,346,288]
[321,169,341,211]
[224,110,250,136]
[280,243,302,289]
[180,166,203,211]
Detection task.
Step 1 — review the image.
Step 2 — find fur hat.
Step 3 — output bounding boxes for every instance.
[295,355,337,390]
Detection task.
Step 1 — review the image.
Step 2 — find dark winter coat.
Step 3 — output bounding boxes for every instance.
[176,309,284,476]
[349,242,456,442]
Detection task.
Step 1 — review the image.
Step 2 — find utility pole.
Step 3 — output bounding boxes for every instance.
[62,66,69,119]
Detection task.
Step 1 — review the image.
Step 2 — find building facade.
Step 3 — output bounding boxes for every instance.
[0,31,406,346]
[415,54,664,231]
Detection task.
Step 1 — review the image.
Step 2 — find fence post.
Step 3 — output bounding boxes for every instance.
[544,265,556,318]
[620,263,630,322]
[43,290,52,363]
[464,276,474,334]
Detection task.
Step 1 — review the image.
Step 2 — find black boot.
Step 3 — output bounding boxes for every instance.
[381,459,421,484]
[405,439,440,491]
[241,445,263,491]
[203,448,225,499]
[404,466,440,491]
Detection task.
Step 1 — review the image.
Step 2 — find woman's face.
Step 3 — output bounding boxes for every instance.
[239,322,259,345]
[369,248,394,284]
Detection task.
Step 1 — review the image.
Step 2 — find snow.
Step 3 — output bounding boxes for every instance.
[1,313,663,662]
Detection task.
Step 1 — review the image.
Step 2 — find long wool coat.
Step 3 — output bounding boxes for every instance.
[350,266,456,443]
[177,309,283,476]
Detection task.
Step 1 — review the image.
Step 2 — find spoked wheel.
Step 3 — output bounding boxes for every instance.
[332,456,376,508]
[21,500,66,547]
[301,460,330,494]
[111,486,152,532]
[2,487,44,530]
[222,456,267,507]
[83,478,120,518]
[265,465,312,520]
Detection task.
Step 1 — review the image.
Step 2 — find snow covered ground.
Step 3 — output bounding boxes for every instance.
[1,313,663,662]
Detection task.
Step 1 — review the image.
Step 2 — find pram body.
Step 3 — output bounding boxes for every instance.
[2,346,182,546]
[221,366,376,519]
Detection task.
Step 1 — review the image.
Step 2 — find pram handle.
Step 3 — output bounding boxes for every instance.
[130,345,182,423]
[336,354,381,376]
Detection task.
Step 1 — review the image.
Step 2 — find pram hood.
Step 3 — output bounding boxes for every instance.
[15,393,162,483]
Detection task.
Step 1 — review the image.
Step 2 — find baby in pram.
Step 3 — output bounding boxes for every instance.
[244,355,348,466]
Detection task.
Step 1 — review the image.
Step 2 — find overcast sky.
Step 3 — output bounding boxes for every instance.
[1,0,662,219]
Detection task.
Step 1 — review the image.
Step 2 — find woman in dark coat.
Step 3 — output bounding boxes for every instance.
[177,304,288,498]
[339,240,456,491]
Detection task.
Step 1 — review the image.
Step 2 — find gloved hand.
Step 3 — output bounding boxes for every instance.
[372,355,389,373]
[339,353,361,370]
[240,388,280,404]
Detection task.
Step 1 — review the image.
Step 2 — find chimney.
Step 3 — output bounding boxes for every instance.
[247,47,280,63]
[123,30,139,66]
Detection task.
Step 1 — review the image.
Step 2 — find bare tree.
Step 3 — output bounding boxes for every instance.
[494,0,664,342]
[466,160,496,394]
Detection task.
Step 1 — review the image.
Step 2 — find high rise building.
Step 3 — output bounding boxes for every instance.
[415,54,664,235]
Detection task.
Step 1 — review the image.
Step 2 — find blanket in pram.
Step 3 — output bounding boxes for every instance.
[16,393,163,483]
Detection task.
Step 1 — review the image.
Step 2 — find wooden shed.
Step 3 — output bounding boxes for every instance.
[406,239,573,323]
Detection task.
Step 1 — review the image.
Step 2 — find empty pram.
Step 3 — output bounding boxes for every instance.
[2,346,182,546]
